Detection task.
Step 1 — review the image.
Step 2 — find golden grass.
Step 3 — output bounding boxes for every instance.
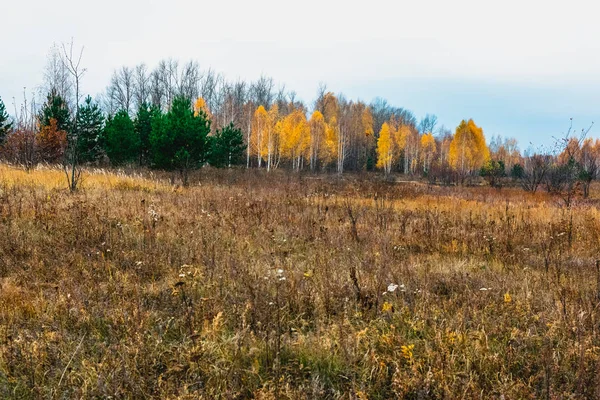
[1,164,600,398]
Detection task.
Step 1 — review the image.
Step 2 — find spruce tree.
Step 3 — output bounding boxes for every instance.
[209,122,245,168]
[150,96,210,185]
[39,90,70,132]
[0,96,12,144]
[77,96,105,163]
[104,110,139,165]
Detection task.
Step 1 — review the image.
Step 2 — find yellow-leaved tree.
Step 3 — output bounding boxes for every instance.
[251,105,269,168]
[420,133,437,173]
[319,92,343,172]
[309,111,326,171]
[449,119,489,178]
[194,97,211,120]
[264,104,280,171]
[376,122,394,175]
[393,122,411,172]
[322,117,339,166]
[351,104,374,170]
[279,109,310,170]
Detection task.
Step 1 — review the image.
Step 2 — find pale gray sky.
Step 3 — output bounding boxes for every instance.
[2,0,599,146]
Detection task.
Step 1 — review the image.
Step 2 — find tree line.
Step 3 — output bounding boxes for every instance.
[1,43,597,195]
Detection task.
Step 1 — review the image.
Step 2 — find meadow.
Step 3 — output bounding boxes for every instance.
[1,164,600,399]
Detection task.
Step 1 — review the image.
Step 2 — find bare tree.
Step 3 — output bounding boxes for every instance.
[313,82,328,113]
[521,152,551,193]
[216,81,233,128]
[149,68,164,109]
[578,138,599,198]
[418,113,438,134]
[250,75,274,108]
[106,66,134,114]
[231,79,248,122]
[42,43,73,108]
[200,68,222,112]
[5,89,37,170]
[133,63,150,109]
[244,100,254,169]
[550,119,594,207]
[160,59,179,109]
[61,39,86,192]
[336,95,351,174]
[179,60,201,102]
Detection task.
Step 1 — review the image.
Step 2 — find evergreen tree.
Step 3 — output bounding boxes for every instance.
[104,110,139,165]
[0,96,12,144]
[134,103,159,165]
[209,122,245,168]
[39,90,70,132]
[150,95,210,185]
[77,96,105,163]
[511,163,525,180]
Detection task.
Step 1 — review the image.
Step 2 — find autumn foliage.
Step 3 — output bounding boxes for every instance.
[36,117,67,163]
[449,119,490,176]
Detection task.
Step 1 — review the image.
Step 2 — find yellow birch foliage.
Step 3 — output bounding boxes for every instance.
[279,109,310,164]
[322,117,339,164]
[393,124,411,156]
[421,133,436,154]
[251,105,270,164]
[263,104,280,164]
[309,111,326,162]
[449,119,489,173]
[376,122,393,174]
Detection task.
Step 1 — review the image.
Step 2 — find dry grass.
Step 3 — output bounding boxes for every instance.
[1,164,600,399]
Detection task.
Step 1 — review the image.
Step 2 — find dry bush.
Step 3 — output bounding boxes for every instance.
[1,164,600,398]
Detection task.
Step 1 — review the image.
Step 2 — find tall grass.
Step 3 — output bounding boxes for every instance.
[1,164,600,398]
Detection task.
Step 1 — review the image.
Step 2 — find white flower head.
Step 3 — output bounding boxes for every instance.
[387,283,399,293]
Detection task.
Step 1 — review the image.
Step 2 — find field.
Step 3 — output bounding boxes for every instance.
[1,164,600,399]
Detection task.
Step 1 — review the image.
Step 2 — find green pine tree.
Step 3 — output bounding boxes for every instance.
[77,96,105,164]
[150,95,210,185]
[209,122,245,168]
[0,96,12,144]
[39,90,70,132]
[134,103,159,166]
[104,110,139,165]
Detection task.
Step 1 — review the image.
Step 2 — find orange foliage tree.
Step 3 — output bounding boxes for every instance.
[37,118,67,163]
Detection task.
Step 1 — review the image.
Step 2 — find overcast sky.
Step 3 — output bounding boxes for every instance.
[2,0,599,147]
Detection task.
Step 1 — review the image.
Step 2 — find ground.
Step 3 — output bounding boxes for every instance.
[1,164,600,399]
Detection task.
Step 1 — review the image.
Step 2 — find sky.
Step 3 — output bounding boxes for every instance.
[2,0,599,148]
